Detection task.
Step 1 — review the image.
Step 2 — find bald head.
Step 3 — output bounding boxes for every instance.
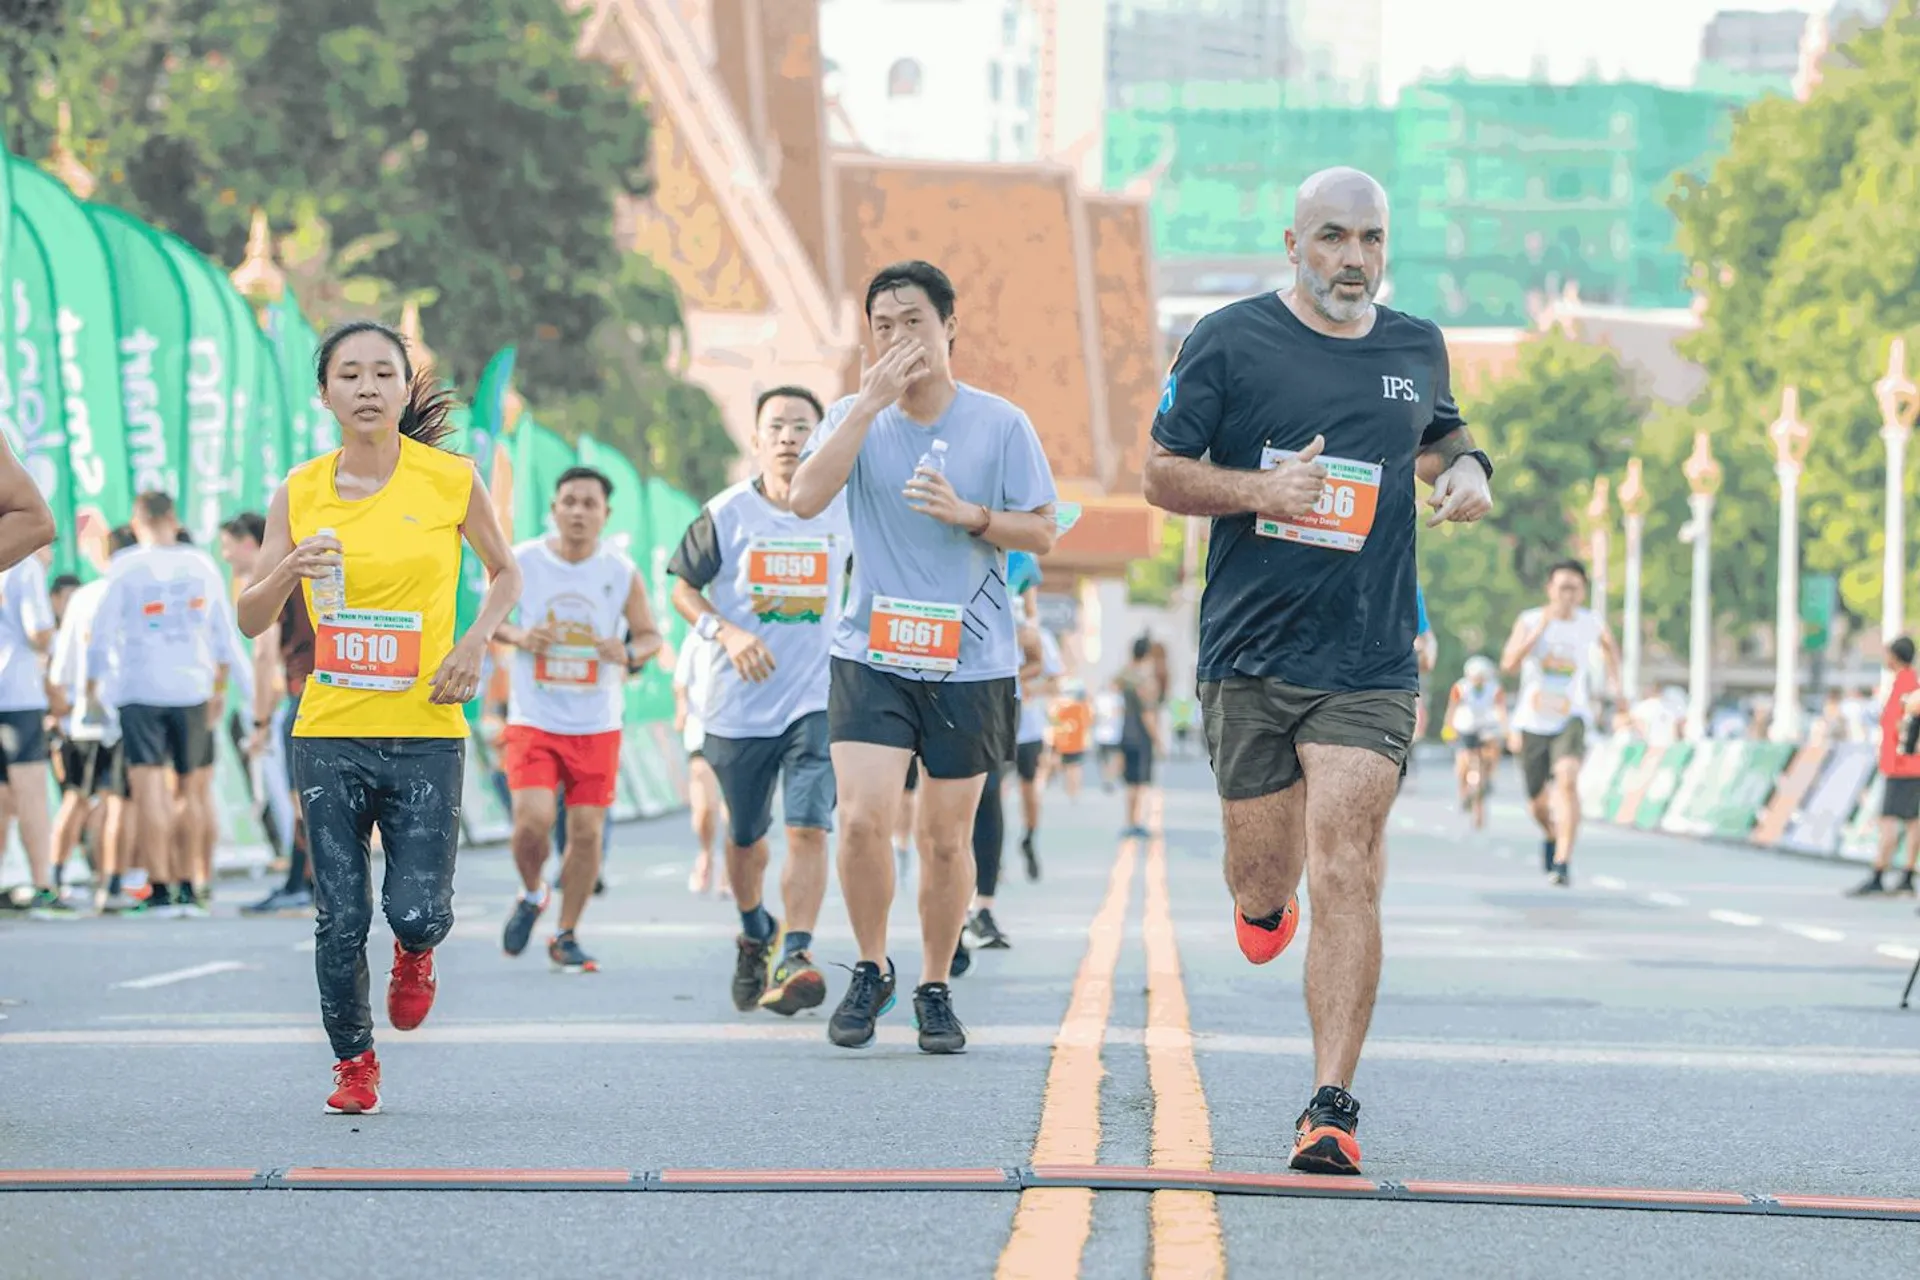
[1287,167,1389,329]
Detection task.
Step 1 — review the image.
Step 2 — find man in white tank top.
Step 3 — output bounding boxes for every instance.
[1500,560,1619,886]
[495,468,663,972]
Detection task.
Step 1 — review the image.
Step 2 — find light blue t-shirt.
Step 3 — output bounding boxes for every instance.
[808,383,1057,682]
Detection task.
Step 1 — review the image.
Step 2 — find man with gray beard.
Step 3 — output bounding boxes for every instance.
[1143,167,1495,1176]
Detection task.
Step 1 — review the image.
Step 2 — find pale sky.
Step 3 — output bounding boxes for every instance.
[1378,0,1803,95]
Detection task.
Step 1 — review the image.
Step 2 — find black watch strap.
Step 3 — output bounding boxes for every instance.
[1466,449,1494,480]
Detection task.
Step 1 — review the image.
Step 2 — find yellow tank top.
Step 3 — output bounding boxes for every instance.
[287,435,472,739]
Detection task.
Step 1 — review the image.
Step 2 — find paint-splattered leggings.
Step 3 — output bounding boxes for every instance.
[293,737,466,1059]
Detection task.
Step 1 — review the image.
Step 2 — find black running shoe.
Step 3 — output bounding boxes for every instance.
[1541,839,1557,873]
[828,959,897,1048]
[912,982,967,1054]
[968,908,1011,950]
[732,924,778,1012]
[548,931,599,974]
[1021,832,1040,882]
[502,888,548,956]
[1848,870,1889,897]
[951,937,972,978]
[1550,864,1571,888]
[1290,1085,1363,1175]
[1894,869,1917,897]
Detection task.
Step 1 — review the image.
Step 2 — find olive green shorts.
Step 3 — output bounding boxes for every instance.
[1199,677,1418,802]
[1519,720,1587,798]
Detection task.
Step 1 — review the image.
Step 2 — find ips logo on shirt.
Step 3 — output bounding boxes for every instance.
[1158,373,1177,415]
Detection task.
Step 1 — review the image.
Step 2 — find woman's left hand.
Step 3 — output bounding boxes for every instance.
[428,638,486,705]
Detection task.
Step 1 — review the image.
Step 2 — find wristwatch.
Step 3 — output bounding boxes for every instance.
[694,612,722,643]
[1462,449,1495,481]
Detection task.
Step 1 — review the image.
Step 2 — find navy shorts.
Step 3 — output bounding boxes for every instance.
[703,710,836,848]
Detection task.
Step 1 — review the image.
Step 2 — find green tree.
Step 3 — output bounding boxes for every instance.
[1419,330,1646,692]
[1666,1,1920,647]
[8,0,658,404]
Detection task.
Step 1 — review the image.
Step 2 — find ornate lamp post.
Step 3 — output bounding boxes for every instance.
[1682,432,1722,740]
[229,209,286,325]
[1618,460,1649,705]
[1767,386,1812,742]
[1586,477,1611,633]
[1875,338,1920,644]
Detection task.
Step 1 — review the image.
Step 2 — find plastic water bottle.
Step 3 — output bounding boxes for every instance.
[912,439,949,491]
[310,527,346,618]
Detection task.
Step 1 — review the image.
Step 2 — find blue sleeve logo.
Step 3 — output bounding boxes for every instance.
[1158,373,1177,416]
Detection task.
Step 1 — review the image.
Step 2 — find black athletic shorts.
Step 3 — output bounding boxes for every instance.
[1456,731,1485,751]
[58,738,122,797]
[1883,776,1920,822]
[121,703,214,776]
[1014,739,1044,783]
[1199,677,1416,802]
[1520,720,1588,799]
[827,657,1016,781]
[0,708,49,769]
[1122,740,1155,787]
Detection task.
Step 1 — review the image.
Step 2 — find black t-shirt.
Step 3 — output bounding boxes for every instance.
[1151,294,1465,693]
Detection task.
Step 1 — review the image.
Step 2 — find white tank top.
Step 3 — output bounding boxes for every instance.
[1449,679,1501,735]
[1513,608,1604,735]
[506,540,636,735]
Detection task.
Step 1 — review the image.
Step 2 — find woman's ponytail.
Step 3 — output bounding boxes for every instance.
[316,318,461,451]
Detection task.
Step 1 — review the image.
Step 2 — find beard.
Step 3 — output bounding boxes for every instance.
[1298,259,1378,324]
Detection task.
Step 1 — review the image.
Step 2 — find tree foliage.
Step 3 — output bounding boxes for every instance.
[1419,330,1645,690]
[1664,1,1920,648]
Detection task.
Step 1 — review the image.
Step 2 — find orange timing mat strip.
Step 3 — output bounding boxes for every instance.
[0,1167,1915,1219]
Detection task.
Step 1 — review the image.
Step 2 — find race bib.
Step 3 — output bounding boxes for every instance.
[747,536,830,625]
[535,645,601,691]
[867,596,963,673]
[314,609,423,693]
[1255,448,1381,552]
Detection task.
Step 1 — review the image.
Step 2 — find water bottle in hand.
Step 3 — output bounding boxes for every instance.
[908,440,949,510]
[310,527,347,618]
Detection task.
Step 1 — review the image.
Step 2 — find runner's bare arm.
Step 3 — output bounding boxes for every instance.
[673,578,776,683]
[619,572,664,671]
[791,343,928,518]
[1598,626,1623,694]
[1417,427,1493,526]
[430,468,523,704]
[1498,613,1546,676]
[0,437,56,573]
[1143,439,1328,518]
[238,486,331,638]
[251,620,282,741]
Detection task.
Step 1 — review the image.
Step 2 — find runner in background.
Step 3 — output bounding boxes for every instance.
[1500,560,1619,887]
[241,515,321,917]
[50,528,135,911]
[674,629,730,897]
[964,604,1049,953]
[1010,589,1062,882]
[1169,693,1197,760]
[0,544,63,916]
[88,493,233,919]
[1092,681,1125,792]
[1444,655,1507,830]
[1410,583,1437,751]
[497,467,661,973]
[1117,637,1160,838]
[1050,680,1092,800]
[669,386,850,1014]
[1851,636,1920,897]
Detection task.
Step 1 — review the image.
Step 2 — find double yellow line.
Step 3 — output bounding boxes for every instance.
[997,792,1226,1279]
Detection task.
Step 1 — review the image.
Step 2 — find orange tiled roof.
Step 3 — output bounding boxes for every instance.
[1086,195,1160,495]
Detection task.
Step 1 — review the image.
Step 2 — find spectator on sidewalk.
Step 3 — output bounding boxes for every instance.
[1850,636,1920,897]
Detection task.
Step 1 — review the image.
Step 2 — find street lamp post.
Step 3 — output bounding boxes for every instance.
[1682,432,1722,741]
[1617,459,1649,705]
[1768,386,1812,742]
[1875,338,1920,645]
[1586,477,1611,635]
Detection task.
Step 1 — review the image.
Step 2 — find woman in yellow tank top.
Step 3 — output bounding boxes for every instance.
[239,321,522,1116]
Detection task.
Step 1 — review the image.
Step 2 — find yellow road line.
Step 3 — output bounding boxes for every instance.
[995,834,1139,1280]
[1143,790,1226,1279]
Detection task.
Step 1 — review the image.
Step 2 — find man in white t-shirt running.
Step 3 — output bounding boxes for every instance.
[496,468,662,972]
[0,547,63,916]
[1500,560,1620,887]
[670,386,853,1016]
[88,493,234,918]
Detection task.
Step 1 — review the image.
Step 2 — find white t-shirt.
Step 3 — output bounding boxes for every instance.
[0,556,54,712]
[1092,689,1125,747]
[1512,608,1605,736]
[50,579,118,743]
[1448,678,1502,737]
[674,632,719,754]
[1018,630,1065,746]
[506,539,638,736]
[87,543,233,708]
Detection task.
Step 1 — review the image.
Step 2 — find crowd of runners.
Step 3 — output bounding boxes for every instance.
[0,166,1508,1175]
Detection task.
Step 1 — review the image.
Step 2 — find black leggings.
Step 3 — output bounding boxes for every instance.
[293,737,465,1059]
[973,768,1004,898]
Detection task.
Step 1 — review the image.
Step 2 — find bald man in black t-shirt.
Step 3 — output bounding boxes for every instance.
[1143,166,1495,1177]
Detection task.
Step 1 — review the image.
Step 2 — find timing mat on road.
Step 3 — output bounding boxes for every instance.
[1,1166,1916,1221]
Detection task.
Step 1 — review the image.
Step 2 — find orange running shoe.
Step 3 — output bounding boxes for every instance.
[387,941,438,1031]
[325,1050,382,1115]
[1290,1085,1362,1175]
[1233,895,1300,965]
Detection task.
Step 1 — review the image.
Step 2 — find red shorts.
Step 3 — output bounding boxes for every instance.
[502,725,623,809]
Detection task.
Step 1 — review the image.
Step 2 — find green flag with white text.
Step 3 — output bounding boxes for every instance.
[9,159,130,573]
[240,322,288,514]
[3,213,75,575]
[87,206,190,504]
[151,230,238,546]
[269,291,334,465]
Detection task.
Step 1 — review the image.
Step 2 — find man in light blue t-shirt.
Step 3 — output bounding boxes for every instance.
[792,259,1059,1056]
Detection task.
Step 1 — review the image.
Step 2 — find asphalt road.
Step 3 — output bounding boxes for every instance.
[3,751,1917,1278]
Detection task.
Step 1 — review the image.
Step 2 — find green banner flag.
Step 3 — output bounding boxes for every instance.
[0,145,12,463]
[213,280,259,537]
[150,231,238,546]
[510,416,579,543]
[3,214,75,576]
[240,322,288,514]
[9,159,131,571]
[268,290,334,464]
[87,206,190,504]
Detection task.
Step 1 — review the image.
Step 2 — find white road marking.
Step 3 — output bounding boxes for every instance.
[1781,924,1846,943]
[111,961,253,990]
[1645,891,1688,907]
[1591,875,1627,891]
[1876,943,1920,962]
[1708,910,1764,928]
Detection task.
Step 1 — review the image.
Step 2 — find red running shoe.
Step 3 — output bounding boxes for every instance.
[387,941,438,1031]
[325,1050,382,1115]
[1233,895,1300,965]
[1290,1085,1363,1175]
